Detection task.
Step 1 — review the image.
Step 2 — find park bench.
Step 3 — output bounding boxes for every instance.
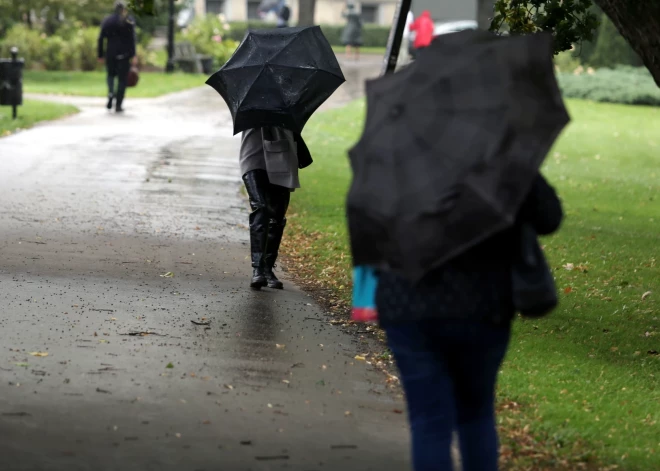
[173,42,213,74]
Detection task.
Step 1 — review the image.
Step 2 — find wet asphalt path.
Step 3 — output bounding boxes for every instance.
[0,67,410,470]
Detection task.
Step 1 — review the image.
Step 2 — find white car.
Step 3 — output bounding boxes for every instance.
[433,20,478,36]
[409,19,478,55]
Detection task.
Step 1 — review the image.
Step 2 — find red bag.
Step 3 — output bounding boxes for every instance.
[127,66,139,88]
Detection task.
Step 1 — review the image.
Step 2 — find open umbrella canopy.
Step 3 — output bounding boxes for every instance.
[347,31,570,282]
[206,26,345,135]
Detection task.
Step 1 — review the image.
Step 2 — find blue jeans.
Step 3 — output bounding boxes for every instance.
[384,320,511,471]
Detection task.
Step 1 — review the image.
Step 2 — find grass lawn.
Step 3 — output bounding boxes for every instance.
[332,45,387,56]
[288,99,660,470]
[23,70,206,98]
[0,100,78,137]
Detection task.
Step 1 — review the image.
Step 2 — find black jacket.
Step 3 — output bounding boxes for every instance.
[98,13,136,60]
[376,174,563,325]
[294,132,313,169]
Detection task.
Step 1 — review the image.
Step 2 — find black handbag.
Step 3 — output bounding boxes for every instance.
[512,223,558,317]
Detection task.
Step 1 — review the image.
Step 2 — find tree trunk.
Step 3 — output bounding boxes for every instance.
[297,0,316,27]
[593,0,660,87]
[477,0,495,30]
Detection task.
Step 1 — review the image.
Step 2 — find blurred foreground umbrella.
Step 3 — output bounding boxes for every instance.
[206,26,345,135]
[347,31,570,282]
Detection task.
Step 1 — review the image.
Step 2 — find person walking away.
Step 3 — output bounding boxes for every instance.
[341,4,363,61]
[409,10,434,59]
[375,175,563,471]
[277,2,291,28]
[240,127,313,290]
[98,1,137,113]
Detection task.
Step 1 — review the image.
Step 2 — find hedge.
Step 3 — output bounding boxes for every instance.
[558,67,660,106]
[226,21,391,48]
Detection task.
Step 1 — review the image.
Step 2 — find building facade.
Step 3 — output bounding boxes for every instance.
[190,0,476,27]
[191,0,398,26]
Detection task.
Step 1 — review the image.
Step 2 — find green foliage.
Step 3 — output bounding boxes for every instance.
[558,67,660,106]
[79,27,101,71]
[491,0,600,54]
[226,21,391,48]
[554,49,581,73]
[0,24,44,64]
[589,14,642,69]
[179,15,238,68]
[0,23,102,71]
[42,36,66,71]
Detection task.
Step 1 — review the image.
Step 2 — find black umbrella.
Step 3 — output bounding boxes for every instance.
[347,31,570,282]
[206,26,345,135]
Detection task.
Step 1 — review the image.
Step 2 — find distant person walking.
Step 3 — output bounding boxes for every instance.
[410,10,434,59]
[341,4,363,61]
[98,1,137,113]
[277,2,291,28]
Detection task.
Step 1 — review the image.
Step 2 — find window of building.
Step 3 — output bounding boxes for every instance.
[206,0,225,15]
[361,4,379,24]
[247,0,261,20]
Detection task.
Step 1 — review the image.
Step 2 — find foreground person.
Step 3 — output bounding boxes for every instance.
[240,127,312,290]
[376,175,563,471]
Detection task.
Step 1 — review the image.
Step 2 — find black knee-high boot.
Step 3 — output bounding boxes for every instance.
[263,218,286,289]
[243,171,270,289]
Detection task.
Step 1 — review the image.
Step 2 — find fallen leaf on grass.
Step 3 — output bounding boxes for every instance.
[29,352,48,357]
[160,272,174,278]
[648,350,659,356]
[563,287,573,294]
[642,291,652,301]
[563,263,575,271]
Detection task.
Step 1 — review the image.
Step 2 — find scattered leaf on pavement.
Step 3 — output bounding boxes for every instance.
[29,352,49,357]
[166,363,174,369]
[160,272,174,278]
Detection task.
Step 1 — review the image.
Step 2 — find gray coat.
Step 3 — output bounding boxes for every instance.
[341,12,363,46]
[240,127,300,189]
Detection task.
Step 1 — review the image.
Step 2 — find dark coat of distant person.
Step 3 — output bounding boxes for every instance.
[98,12,136,60]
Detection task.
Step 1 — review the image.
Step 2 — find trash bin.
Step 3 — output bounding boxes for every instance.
[0,47,24,119]
[201,57,214,75]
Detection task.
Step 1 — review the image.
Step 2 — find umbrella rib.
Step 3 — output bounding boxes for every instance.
[266,63,345,81]
[237,65,268,110]
[267,64,292,114]
[268,35,300,64]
